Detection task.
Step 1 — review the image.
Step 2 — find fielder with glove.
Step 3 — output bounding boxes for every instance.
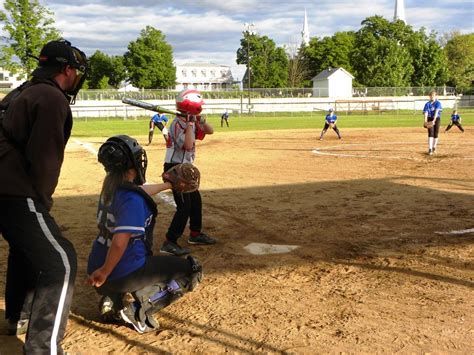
[423,90,442,155]
[319,108,342,140]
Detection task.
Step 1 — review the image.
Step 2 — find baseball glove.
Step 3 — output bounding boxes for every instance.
[162,163,200,193]
[329,123,335,128]
[424,121,434,129]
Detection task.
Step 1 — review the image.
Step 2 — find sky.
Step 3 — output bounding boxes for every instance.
[2,0,474,81]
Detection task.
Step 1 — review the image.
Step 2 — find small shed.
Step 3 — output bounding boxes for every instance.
[311,67,354,98]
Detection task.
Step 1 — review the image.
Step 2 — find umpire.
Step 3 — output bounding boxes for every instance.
[0,39,87,353]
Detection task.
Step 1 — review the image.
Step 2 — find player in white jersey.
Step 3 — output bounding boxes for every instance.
[160,89,217,256]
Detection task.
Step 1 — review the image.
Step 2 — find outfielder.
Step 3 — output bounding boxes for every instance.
[87,135,202,333]
[445,110,465,133]
[221,109,230,127]
[423,90,442,155]
[148,112,169,145]
[160,89,217,256]
[319,108,342,140]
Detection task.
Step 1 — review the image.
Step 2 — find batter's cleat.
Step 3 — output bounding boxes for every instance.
[119,297,154,334]
[428,149,433,156]
[160,240,191,256]
[188,232,217,245]
[7,319,28,336]
[319,137,323,141]
[432,147,437,154]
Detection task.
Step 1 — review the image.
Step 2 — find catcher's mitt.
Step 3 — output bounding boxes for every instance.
[424,121,434,129]
[162,163,200,193]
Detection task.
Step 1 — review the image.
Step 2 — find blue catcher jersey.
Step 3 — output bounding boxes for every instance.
[151,113,169,125]
[87,188,154,280]
[325,113,337,123]
[423,100,442,119]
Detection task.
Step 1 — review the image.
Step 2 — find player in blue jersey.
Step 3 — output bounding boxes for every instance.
[160,89,217,256]
[423,90,443,155]
[445,109,465,133]
[148,113,169,145]
[87,135,202,333]
[221,109,230,127]
[319,108,342,140]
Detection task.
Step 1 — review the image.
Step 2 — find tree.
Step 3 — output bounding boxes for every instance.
[0,0,60,76]
[444,33,474,93]
[351,16,414,87]
[87,50,126,89]
[123,26,175,89]
[406,28,448,87]
[302,31,356,84]
[237,33,288,88]
[285,43,310,88]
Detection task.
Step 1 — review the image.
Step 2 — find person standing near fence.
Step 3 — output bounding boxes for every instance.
[319,108,342,140]
[445,109,465,133]
[0,39,88,353]
[423,90,442,155]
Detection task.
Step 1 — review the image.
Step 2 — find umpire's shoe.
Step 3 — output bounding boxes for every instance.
[160,240,191,256]
[188,232,217,245]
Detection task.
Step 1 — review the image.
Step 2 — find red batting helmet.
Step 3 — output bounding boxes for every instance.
[176,89,204,115]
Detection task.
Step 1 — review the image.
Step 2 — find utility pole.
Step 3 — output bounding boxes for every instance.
[243,23,256,113]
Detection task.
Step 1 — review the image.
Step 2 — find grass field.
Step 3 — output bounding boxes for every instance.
[72,111,474,137]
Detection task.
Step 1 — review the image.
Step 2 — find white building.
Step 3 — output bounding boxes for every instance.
[175,63,235,91]
[0,67,27,89]
[311,67,354,98]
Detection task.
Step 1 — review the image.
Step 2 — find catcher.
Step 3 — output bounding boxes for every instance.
[87,135,202,333]
[319,108,342,140]
[423,90,443,155]
[160,89,217,257]
[445,110,465,133]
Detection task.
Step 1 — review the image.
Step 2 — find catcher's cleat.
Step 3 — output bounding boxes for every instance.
[188,232,217,245]
[160,240,191,256]
[7,319,28,336]
[119,296,155,334]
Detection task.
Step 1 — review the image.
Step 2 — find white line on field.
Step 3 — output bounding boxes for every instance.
[435,228,474,235]
[312,141,474,160]
[71,138,176,207]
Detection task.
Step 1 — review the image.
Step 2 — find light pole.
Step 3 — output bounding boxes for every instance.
[243,23,255,113]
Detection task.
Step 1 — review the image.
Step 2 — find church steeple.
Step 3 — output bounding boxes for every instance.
[301,9,310,46]
[393,0,406,23]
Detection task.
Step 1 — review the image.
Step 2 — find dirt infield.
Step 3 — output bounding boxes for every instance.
[1,127,473,353]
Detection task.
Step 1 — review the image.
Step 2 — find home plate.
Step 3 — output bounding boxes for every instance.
[244,243,299,255]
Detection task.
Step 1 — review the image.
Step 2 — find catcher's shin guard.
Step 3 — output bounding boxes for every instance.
[132,256,203,327]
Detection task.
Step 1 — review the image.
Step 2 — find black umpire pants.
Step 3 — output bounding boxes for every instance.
[0,197,77,354]
[164,163,202,242]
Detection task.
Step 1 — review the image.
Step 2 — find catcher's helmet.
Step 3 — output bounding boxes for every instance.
[176,89,204,115]
[98,135,147,185]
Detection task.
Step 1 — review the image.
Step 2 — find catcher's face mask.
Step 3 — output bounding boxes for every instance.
[98,135,147,185]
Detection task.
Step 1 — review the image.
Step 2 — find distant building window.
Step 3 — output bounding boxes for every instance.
[201,70,206,77]
[0,73,4,81]
[182,70,187,77]
[191,69,197,77]
[220,69,227,77]
[210,70,216,77]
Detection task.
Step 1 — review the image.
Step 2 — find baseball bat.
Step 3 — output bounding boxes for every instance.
[121,97,186,118]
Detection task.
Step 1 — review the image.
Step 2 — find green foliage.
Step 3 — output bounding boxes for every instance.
[0,0,60,76]
[444,33,474,93]
[237,33,288,88]
[302,31,356,82]
[352,16,414,86]
[123,26,176,89]
[88,50,126,89]
[407,28,448,86]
